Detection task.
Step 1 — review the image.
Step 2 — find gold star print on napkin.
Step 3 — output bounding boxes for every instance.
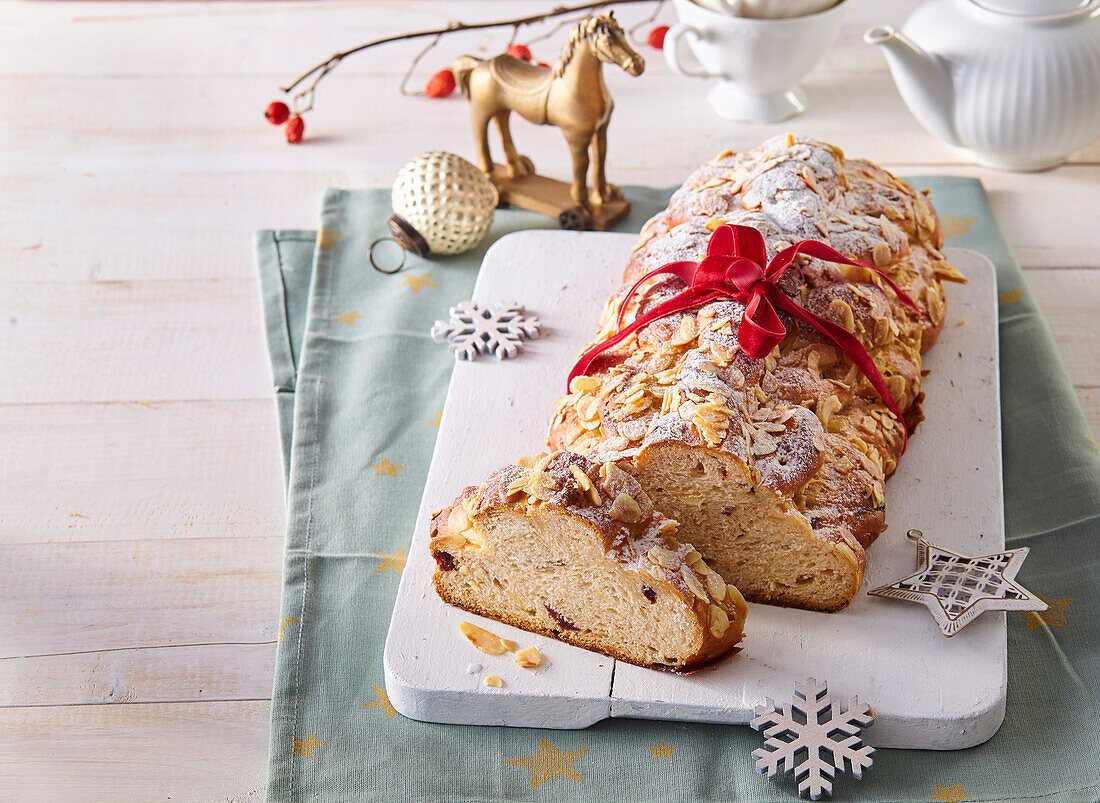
[317,227,345,251]
[931,783,969,802]
[941,215,976,239]
[362,685,397,719]
[426,411,442,429]
[1026,594,1073,631]
[333,310,363,326]
[507,738,589,788]
[397,271,439,294]
[998,288,1024,306]
[277,616,299,644]
[648,743,676,758]
[288,734,326,758]
[373,547,406,575]
[371,459,403,477]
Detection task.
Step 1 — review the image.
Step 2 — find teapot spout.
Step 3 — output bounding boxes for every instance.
[864,25,958,147]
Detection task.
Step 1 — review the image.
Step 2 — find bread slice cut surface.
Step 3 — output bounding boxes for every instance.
[430,451,747,670]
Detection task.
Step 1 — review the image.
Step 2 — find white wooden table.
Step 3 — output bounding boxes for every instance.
[2,1,1097,798]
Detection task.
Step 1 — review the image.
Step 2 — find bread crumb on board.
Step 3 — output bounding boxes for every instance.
[483,674,504,688]
[514,646,542,668]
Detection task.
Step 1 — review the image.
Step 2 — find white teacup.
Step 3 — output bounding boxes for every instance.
[665,0,848,122]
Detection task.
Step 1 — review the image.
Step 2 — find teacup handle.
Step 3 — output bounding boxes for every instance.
[663,23,717,79]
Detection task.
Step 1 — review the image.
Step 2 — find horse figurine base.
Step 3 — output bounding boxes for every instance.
[489,164,631,231]
[453,12,643,233]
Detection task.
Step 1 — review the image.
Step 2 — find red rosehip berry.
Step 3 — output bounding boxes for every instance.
[265,101,290,125]
[507,44,532,62]
[647,25,670,50]
[285,114,305,144]
[425,69,456,98]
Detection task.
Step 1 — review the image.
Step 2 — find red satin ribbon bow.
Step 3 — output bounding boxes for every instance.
[568,224,921,441]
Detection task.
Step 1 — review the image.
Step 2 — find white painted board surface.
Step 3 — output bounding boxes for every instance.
[383,231,1002,749]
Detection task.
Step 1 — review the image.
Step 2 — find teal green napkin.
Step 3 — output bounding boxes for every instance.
[255,180,1100,802]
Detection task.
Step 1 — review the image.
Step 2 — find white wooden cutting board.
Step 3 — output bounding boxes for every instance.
[383,231,1003,750]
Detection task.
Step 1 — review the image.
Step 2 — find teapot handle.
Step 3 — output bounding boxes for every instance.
[664,24,719,79]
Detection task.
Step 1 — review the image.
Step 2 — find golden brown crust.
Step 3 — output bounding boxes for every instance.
[547,136,964,609]
[429,451,748,669]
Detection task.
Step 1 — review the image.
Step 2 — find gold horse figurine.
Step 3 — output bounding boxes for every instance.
[452,13,644,223]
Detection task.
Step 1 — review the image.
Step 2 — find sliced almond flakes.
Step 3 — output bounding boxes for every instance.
[514,646,542,668]
[460,622,515,656]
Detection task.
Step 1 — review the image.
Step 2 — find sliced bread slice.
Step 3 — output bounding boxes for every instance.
[430,451,748,670]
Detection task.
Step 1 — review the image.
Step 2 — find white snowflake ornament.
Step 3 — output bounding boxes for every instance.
[431,301,541,361]
[751,677,874,801]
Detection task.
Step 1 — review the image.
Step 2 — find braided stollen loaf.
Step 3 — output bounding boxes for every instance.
[430,451,748,669]
[549,135,966,612]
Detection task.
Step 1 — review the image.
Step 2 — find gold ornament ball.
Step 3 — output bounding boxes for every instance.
[390,151,499,256]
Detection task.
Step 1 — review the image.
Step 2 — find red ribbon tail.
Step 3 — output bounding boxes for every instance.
[570,288,722,391]
[772,294,908,453]
[770,241,921,313]
[568,322,639,388]
[616,261,701,329]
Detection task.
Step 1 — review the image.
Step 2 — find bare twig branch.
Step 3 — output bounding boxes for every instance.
[627,0,668,45]
[399,33,444,96]
[278,0,657,96]
[525,14,587,46]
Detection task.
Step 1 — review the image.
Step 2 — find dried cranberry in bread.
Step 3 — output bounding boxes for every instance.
[549,135,966,612]
[430,451,748,670]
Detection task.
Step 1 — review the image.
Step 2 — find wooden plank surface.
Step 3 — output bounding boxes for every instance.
[3,0,1098,797]
[2,401,286,542]
[2,280,273,403]
[1,537,284,658]
[0,701,270,801]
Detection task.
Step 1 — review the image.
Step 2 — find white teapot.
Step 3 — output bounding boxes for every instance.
[865,0,1100,170]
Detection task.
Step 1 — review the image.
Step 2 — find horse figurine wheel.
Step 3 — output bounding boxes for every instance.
[452,12,644,231]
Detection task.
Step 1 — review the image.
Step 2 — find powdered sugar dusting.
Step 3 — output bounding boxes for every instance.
[550,134,960,549]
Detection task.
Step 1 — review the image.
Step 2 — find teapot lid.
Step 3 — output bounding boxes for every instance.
[970,0,1094,16]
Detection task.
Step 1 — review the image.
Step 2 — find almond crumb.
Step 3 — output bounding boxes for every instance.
[709,604,730,638]
[872,242,891,267]
[514,646,542,668]
[648,546,682,570]
[569,463,594,492]
[569,375,600,394]
[609,492,643,523]
[483,674,504,688]
[682,567,709,601]
[459,621,515,655]
[516,451,548,469]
